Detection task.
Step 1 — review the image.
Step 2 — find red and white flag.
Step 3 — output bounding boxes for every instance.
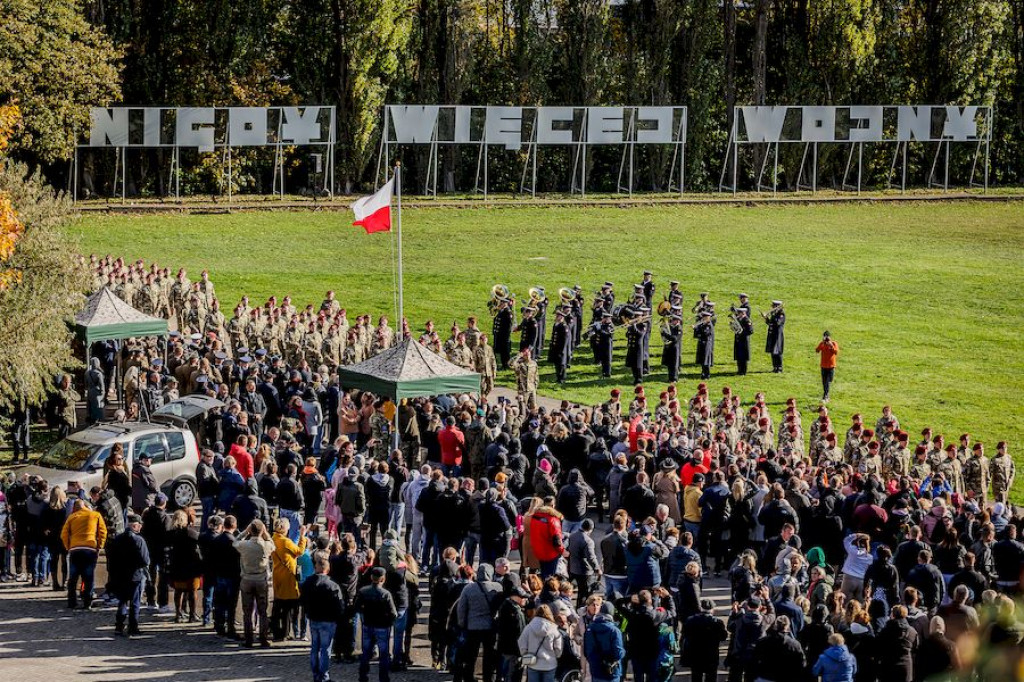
[351,178,394,234]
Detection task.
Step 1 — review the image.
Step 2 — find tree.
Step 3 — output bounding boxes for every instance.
[0,108,89,416]
[0,0,121,163]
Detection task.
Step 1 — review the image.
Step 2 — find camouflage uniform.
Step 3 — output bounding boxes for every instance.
[464,326,481,352]
[183,299,205,335]
[450,343,474,372]
[936,455,965,494]
[205,308,227,344]
[818,445,844,468]
[511,354,538,411]
[909,460,932,482]
[990,453,1015,504]
[883,446,913,479]
[962,453,990,504]
[369,411,391,461]
[473,342,497,395]
[859,453,883,477]
[226,313,247,352]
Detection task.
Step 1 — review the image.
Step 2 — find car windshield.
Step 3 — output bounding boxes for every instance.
[38,439,111,471]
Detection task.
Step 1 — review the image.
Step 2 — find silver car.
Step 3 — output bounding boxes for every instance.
[19,421,201,508]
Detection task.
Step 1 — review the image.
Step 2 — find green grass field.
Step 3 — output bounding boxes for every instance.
[72,201,1024,496]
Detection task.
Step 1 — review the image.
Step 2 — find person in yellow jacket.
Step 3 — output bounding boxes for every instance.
[270,517,308,640]
[61,499,107,609]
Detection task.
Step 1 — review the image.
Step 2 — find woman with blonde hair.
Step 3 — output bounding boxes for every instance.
[270,516,308,640]
[517,603,563,682]
[44,486,69,589]
[167,509,202,622]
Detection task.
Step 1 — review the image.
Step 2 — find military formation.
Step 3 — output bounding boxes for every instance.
[88,256,498,395]
[486,272,786,390]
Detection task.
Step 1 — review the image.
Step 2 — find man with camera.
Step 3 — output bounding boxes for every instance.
[815,331,840,402]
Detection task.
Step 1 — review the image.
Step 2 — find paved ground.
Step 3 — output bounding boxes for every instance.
[0,558,732,682]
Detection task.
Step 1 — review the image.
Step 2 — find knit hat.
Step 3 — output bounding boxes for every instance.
[538,458,552,474]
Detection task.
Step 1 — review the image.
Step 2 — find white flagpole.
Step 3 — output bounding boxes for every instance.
[395,161,403,328]
[393,162,404,452]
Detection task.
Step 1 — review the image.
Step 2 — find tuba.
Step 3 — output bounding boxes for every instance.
[528,286,545,305]
[656,300,673,317]
[559,287,575,304]
[489,284,513,315]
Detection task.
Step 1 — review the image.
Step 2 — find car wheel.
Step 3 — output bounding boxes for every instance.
[171,479,197,508]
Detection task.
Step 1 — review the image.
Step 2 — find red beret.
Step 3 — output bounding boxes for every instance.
[973,443,983,451]
[915,445,927,455]
[863,429,875,438]
[610,389,621,397]
[826,433,837,441]
[634,385,644,394]
[868,441,880,451]
[758,417,769,426]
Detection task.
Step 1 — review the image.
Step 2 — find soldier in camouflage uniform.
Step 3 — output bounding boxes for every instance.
[55,374,81,438]
[226,305,247,354]
[844,414,864,452]
[936,445,966,494]
[170,268,191,329]
[322,324,343,369]
[375,316,395,351]
[303,321,323,366]
[990,441,1015,504]
[369,402,391,461]
[320,290,340,316]
[464,316,482,352]
[198,270,216,308]
[183,295,205,335]
[875,406,900,444]
[962,443,990,505]
[205,299,227,345]
[859,441,883,477]
[473,334,497,396]
[817,432,843,468]
[926,435,945,472]
[510,348,539,411]
[720,413,741,453]
[849,428,874,469]
[747,418,772,455]
[443,323,461,360]
[419,320,442,355]
[883,432,913,479]
[956,433,972,466]
[909,445,932,482]
[449,333,475,372]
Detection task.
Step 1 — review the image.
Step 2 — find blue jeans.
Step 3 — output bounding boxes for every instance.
[280,508,302,544]
[464,533,480,567]
[359,625,392,682]
[684,521,701,546]
[116,580,144,631]
[67,549,98,607]
[392,608,408,662]
[562,520,582,535]
[200,497,216,528]
[388,503,405,535]
[27,543,49,583]
[527,668,556,682]
[309,620,337,682]
[604,576,628,600]
[214,577,240,632]
[421,528,441,569]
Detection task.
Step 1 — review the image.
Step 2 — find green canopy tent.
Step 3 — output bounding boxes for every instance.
[76,287,169,345]
[75,287,169,407]
[337,339,480,446]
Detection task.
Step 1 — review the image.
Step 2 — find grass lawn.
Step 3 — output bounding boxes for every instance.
[71,201,1024,498]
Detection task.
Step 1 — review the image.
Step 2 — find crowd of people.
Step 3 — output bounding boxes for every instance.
[0,255,1021,682]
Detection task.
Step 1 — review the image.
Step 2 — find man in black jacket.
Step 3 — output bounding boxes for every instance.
[208,515,242,638]
[624,588,676,682]
[495,587,529,682]
[752,615,805,682]
[330,533,364,662]
[356,567,398,682]
[682,599,728,682]
[107,513,150,636]
[556,469,594,535]
[196,449,220,527]
[906,549,945,611]
[276,464,305,543]
[301,551,346,682]
[141,494,171,611]
[231,478,271,532]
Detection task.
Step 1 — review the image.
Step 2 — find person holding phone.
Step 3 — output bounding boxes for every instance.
[815,331,840,402]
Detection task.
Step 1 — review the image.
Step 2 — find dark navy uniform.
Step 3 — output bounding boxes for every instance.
[548,317,571,384]
[492,304,515,369]
[518,313,538,354]
[660,318,683,382]
[625,319,647,384]
[733,313,754,375]
[765,302,786,372]
[693,315,715,379]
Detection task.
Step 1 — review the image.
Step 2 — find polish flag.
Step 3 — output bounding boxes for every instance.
[351,178,394,234]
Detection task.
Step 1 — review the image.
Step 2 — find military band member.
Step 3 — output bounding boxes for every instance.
[570,285,584,348]
[516,307,539,354]
[660,313,683,382]
[630,284,652,374]
[590,312,615,377]
[963,442,990,505]
[990,442,1014,504]
[558,305,576,368]
[592,282,614,323]
[666,280,683,307]
[510,348,539,411]
[764,300,786,372]
[641,271,655,307]
[732,306,754,375]
[691,292,712,320]
[548,311,571,384]
[624,309,648,384]
[693,310,715,380]
[492,298,515,369]
[533,288,549,356]
[735,293,751,318]
[474,334,497,396]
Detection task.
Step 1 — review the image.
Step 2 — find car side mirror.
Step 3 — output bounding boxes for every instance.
[86,464,98,474]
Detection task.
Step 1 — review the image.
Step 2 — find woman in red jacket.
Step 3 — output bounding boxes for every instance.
[529,504,564,578]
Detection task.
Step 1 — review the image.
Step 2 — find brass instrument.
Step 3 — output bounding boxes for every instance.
[528,286,545,304]
[656,300,673,317]
[558,287,575,304]
[488,284,515,316]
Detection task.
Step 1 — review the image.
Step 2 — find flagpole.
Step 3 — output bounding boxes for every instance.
[395,161,403,329]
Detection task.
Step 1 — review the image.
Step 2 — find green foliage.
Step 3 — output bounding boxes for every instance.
[0,0,120,163]
[0,161,90,412]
